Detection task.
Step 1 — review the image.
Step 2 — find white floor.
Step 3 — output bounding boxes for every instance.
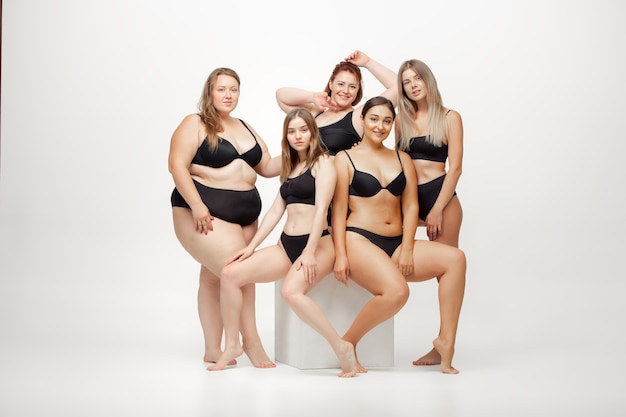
[1,278,624,417]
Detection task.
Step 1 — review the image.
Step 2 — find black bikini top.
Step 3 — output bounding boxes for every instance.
[280,167,316,205]
[407,136,448,163]
[344,150,406,197]
[316,111,361,156]
[191,119,262,168]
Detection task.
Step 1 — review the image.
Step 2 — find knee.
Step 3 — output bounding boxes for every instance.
[280,283,300,307]
[388,282,410,308]
[219,263,237,285]
[452,248,467,271]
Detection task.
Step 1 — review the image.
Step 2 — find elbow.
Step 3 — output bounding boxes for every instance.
[448,166,462,179]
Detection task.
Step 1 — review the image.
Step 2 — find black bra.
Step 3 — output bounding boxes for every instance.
[316,111,361,156]
[191,119,262,168]
[407,136,448,163]
[344,150,406,197]
[280,167,316,205]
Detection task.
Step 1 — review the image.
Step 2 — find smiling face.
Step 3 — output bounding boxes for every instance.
[328,70,360,109]
[401,67,426,102]
[211,74,240,113]
[362,103,395,144]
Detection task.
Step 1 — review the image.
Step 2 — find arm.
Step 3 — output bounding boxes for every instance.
[247,124,280,178]
[346,50,398,106]
[425,110,463,240]
[168,114,214,234]
[331,152,351,286]
[275,87,333,114]
[398,152,419,276]
[297,156,337,284]
[231,192,287,263]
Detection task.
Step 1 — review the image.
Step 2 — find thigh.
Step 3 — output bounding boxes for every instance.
[173,207,249,274]
[283,235,336,294]
[436,195,463,247]
[406,240,462,282]
[346,232,406,295]
[224,245,293,287]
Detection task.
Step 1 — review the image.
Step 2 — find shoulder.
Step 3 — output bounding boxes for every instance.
[445,109,462,124]
[397,149,412,163]
[173,113,203,138]
[312,154,334,174]
[333,150,350,165]
[180,113,202,127]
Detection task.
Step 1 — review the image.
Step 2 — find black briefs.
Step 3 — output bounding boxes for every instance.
[280,229,330,263]
[171,180,261,226]
[346,226,402,257]
[417,174,456,221]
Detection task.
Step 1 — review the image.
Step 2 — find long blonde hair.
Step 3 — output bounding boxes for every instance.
[197,67,240,151]
[280,109,326,183]
[396,59,448,150]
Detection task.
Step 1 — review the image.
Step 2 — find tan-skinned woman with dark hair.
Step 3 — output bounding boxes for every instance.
[333,96,466,374]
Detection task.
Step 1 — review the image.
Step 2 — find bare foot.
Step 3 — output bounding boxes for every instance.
[412,347,441,366]
[355,357,368,373]
[433,337,459,374]
[206,345,243,371]
[204,353,237,366]
[337,341,357,378]
[243,342,276,369]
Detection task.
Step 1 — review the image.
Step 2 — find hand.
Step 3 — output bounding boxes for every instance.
[345,50,370,68]
[313,92,339,112]
[190,203,214,235]
[295,252,317,285]
[228,245,255,264]
[396,248,414,277]
[425,209,443,241]
[333,255,350,286]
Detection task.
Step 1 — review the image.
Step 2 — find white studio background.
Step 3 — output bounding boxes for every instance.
[1,0,626,413]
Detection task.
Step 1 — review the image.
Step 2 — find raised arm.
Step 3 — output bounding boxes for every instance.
[346,50,398,106]
[275,87,334,114]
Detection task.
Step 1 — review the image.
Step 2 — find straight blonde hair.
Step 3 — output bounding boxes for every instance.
[396,59,448,150]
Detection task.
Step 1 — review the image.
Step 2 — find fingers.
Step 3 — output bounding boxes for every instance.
[196,219,213,234]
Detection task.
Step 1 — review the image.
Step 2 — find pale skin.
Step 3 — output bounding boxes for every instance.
[333,102,466,374]
[399,67,465,366]
[168,73,280,368]
[276,50,397,138]
[209,116,357,377]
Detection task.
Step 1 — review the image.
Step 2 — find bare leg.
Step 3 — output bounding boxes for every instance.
[208,245,291,371]
[407,241,465,374]
[342,234,410,373]
[414,196,463,367]
[172,209,256,368]
[198,266,236,365]
[281,238,357,377]
[240,283,276,368]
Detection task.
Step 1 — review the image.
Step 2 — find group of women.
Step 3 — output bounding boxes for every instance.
[168,51,466,377]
